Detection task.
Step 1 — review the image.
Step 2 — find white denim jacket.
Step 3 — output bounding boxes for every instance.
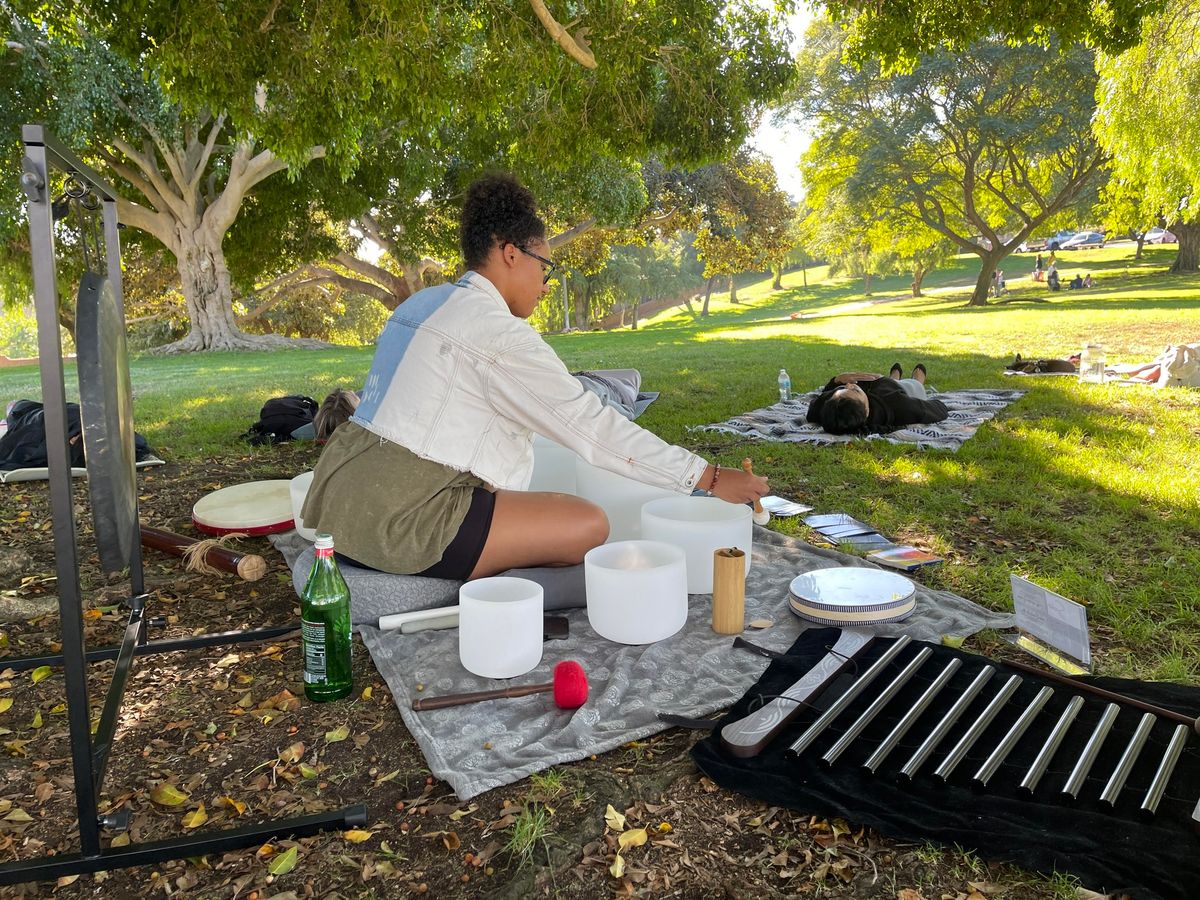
[351,271,708,493]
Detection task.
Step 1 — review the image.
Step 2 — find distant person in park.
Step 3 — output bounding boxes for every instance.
[1084,273,1094,288]
[1033,253,1045,282]
[1047,250,1058,268]
[1069,273,1084,290]
[806,363,950,435]
[1047,263,1060,291]
[302,173,767,579]
[992,269,1007,297]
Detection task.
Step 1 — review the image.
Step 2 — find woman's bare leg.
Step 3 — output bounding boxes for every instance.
[470,490,609,577]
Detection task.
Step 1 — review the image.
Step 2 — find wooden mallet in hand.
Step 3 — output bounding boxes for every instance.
[742,458,770,525]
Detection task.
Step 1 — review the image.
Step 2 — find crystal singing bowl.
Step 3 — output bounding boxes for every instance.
[641,495,752,594]
[574,460,676,542]
[458,576,544,679]
[528,434,578,495]
[584,540,688,645]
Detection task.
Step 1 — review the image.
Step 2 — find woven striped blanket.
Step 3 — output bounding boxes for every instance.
[695,388,1025,452]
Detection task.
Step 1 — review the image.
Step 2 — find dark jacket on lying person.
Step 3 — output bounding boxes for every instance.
[805,377,950,434]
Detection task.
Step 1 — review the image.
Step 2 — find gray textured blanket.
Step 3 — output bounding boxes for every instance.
[349,528,1013,800]
[694,389,1025,451]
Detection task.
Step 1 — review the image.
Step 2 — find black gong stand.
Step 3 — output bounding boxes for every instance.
[0,125,366,885]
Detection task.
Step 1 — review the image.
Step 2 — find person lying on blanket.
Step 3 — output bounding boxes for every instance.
[806,363,950,435]
[302,173,767,579]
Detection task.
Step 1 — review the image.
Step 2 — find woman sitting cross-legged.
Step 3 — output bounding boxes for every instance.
[806,363,950,435]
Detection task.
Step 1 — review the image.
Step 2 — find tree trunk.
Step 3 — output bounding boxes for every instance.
[166,234,251,351]
[801,262,808,288]
[728,274,738,304]
[573,281,590,329]
[911,265,927,297]
[1170,221,1200,273]
[701,276,715,316]
[967,255,999,306]
[631,296,643,330]
[863,272,872,295]
[1134,236,1145,260]
[682,295,697,318]
[771,263,782,291]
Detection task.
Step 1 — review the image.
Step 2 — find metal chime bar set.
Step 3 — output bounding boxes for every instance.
[721,632,1200,825]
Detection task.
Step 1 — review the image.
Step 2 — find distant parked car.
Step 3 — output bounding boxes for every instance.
[1027,229,1077,251]
[1144,226,1177,244]
[1060,231,1106,250]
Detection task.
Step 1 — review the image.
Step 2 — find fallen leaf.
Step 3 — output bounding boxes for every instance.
[218,796,247,816]
[4,808,32,822]
[109,833,130,848]
[618,828,647,850]
[181,803,208,829]
[215,653,241,668]
[30,666,52,684]
[609,852,625,878]
[373,768,400,787]
[279,741,305,764]
[149,783,189,807]
[441,831,461,851]
[325,724,350,744]
[0,699,11,714]
[343,829,374,844]
[604,804,626,832]
[299,763,319,780]
[30,710,42,729]
[266,845,299,875]
[55,875,79,888]
[656,822,672,833]
[448,804,478,821]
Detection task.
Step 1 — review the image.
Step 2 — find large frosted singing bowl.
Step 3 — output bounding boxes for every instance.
[584,540,687,644]
[458,577,544,679]
[641,496,752,593]
[289,471,318,542]
[574,460,676,542]
[527,434,578,494]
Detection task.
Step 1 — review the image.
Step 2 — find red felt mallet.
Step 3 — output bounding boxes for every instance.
[410,661,589,711]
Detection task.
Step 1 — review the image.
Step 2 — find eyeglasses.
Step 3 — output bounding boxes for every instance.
[517,245,558,284]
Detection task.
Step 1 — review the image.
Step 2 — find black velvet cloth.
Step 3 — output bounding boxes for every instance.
[692,629,1200,899]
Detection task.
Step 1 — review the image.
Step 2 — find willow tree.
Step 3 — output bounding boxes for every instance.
[1096,0,1200,272]
[790,22,1105,306]
[2,1,793,350]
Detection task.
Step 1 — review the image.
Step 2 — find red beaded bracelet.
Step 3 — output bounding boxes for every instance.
[708,464,721,494]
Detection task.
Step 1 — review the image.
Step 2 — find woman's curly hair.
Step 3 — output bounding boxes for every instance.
[460,173,546,268]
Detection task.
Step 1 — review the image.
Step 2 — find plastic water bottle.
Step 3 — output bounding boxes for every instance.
[301,533,353,702]
[1079,343,1106,384]
[777,368,792,402]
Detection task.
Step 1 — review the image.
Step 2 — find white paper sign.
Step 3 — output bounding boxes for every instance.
[1009,574,1091,667]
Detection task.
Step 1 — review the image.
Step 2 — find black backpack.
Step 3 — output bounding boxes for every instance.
[0,400,153,471]
[242,395,318,445]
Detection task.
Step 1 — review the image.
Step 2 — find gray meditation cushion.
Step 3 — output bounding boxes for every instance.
[290,545,461,625]
[290,546,588,626]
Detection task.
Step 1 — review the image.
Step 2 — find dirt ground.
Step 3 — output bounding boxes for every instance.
[0,445,1075,899]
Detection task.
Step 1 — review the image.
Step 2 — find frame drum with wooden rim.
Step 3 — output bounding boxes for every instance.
[192,480,295,536]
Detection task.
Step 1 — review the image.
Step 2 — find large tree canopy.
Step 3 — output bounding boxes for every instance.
[790,22,1105,306]
[823,0,1163,69]
[1095,0,1200,271]
[2,1,794,350]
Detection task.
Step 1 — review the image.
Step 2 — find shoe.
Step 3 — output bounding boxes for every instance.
[889,362,903,380]
[913,363,927,379]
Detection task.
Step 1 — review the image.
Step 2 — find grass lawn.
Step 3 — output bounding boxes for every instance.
[3,242,1198,683]
[3,242,1199,898]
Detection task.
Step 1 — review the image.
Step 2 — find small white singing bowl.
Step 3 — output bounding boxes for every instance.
[641,496,752,594]
[458,577,544,679]
[289,471,318,543]
[584,540,688,644]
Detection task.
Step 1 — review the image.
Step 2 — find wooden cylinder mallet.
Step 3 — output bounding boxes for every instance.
[712,547,746,635]
[742,458,770,525]
[139,524,267,582]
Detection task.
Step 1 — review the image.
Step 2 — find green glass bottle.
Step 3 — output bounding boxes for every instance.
[301,533,353,702]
